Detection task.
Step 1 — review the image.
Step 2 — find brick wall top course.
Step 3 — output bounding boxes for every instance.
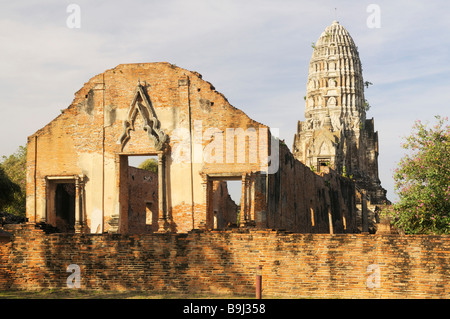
[1,223,449,298]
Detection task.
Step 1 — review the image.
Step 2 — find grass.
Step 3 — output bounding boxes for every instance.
[0,289,254,299]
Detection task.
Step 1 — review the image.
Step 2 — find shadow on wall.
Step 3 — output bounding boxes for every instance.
[2,225,255,294]
[1,224,450,298]
[267,143,358,234]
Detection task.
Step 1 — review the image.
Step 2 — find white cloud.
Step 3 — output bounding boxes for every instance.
[1,0,449,202]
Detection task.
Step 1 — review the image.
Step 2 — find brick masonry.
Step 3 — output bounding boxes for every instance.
[1,223,448,298]
[25,62,358,235]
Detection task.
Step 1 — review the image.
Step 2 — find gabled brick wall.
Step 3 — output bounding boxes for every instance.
[1,223,449,298]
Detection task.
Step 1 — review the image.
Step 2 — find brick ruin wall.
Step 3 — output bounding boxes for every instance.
[25,62,358,235]
[267,143,357,234]
[1,224,448,298]
[127,166,158,233]
[25,63,271,234]
[211,181,239,229]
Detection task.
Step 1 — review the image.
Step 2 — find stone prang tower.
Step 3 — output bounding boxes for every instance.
[293,21,388,204]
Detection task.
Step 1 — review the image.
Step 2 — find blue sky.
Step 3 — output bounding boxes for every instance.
[1,0,449,202]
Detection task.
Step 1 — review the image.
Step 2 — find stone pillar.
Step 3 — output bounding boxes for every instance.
[205,178,213,230]
[342,212,347,231]
[158,152,164,220]
[42,179,48,223]
[328,206,334,234]
[362,190,369,233]
[157,152,169,232]
[75,177,80,228]
[74,176,85,234]
[248,174,254,222]
[239,174,247,226]
[199,175,208,230]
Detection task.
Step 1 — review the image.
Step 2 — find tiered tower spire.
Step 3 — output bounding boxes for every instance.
[293,21,388,204]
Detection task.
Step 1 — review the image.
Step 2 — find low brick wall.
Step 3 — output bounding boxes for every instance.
[0,223,449,298]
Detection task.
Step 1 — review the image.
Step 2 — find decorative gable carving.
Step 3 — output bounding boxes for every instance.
[118,82,168,151]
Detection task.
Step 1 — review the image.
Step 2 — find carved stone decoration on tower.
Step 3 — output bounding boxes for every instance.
[293,21,388,205]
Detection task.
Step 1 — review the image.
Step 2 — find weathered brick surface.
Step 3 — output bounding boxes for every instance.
[268,144,357,233]
[25,62,357,235]
[1,224,448,298]
[127,166,158,233]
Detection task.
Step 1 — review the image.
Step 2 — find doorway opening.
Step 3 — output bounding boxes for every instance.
[123,155,159,233]
[129,155,158,174]
[210,178,242,230]
[49,181,76,233]
[317,158,331,173]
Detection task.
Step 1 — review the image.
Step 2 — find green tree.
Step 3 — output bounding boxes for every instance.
[0,166,20,212]
[384,116,450,234]
[138,158,158,173]
[0,145,27,216]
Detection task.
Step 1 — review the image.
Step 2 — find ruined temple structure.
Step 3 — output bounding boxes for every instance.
[293,21,389,220]
[26,62,359,235]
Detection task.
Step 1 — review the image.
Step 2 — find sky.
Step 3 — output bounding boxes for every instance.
[1,0,449,203]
